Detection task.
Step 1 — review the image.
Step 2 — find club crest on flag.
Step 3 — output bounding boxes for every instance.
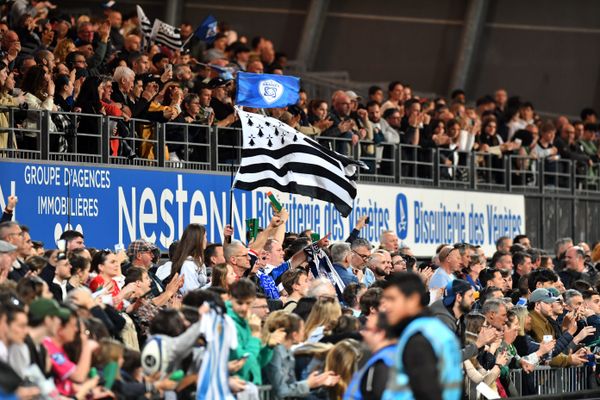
[258,79,284,104]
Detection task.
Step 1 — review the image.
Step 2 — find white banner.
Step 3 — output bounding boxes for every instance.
[252,184,525,257]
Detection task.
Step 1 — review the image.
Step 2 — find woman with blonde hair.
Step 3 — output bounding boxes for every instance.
[53,39,76,64]
[324,338,363,400]
[263,311,339,400]
[304,298,342,343]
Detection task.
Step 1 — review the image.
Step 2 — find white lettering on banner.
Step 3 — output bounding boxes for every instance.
[159,190,175,248]
[117,174,249,245]
[255,185,524,257]
[140,188,158,243]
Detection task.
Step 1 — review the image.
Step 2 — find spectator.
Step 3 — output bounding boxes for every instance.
[560,246,597,289]
[323,91,360,156]
[429,245,461,296]
[304,298,342,343]
[166,223,207,294]
[48,251,72,302]
[263,311,339,400]
[227,278,281,385]
[209,263,237,292]
[42,307,99,396]
[127,239,164,296]
[281,268,309,312]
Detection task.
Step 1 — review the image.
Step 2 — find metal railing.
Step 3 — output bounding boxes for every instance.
[3,107,600,198]
[509,366,590,396]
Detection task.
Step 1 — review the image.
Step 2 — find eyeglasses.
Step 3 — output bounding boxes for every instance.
[6,231,24,237]
[352,250,371,262]
[233,254,249,258]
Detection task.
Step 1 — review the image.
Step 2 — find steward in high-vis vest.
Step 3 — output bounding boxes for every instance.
[344,312,397,400]
[381,272,463,400]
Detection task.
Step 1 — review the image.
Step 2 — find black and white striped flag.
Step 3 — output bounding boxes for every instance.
[136,5,152,41]
[150,19,182,50]
[233,107,367,217]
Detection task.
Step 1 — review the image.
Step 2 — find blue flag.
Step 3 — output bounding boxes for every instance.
[235,71,300,109]
[193,15,218,43]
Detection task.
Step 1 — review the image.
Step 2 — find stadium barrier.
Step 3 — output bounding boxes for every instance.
[463,366,592,398]
[1,107,600,198]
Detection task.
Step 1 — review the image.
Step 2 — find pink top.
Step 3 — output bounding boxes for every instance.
[42,337,75,396]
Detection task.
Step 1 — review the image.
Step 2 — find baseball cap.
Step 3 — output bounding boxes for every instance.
[345,90,361,101]
[207,77,230,89]
[529,288,558,304]
[0,240,16,253]
[29,298,71,321]
[443,279,472,306]
[127,239,157,257]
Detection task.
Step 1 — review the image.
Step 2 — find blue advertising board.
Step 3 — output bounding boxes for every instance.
[0,160,526,256]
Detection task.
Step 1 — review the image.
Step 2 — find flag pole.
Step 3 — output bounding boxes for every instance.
[180,33,193,50]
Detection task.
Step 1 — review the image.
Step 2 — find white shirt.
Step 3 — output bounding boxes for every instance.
[52,277,68,301]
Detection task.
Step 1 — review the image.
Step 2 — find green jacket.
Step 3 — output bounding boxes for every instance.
[226,302,274,384]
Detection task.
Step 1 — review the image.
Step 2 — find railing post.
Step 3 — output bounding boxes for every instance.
[505,155,511,192]
[469,152,476,189]
[539,159,545,193]
[101,115,110,164]
[157,123,165,168]
[40,110,49,160]
[570,160,576,193]
[210,126,218,170]
[433,148,440,186]
[394,143,400,184]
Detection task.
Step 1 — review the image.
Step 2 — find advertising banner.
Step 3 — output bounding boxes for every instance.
[0,160,525,257]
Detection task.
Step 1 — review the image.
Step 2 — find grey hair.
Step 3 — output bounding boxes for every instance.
[307,278,335,298]
[482,298,505,315]
[351,238,371,251]
[563,289,582,305]
[113,65,135,82]
[554,237,573,257]
[330,243,351,264]
[224,240,245,261]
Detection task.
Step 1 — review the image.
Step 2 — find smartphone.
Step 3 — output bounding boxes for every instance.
[543,335,553,343]
[114,243,124,252]
[365,216,370,224]
[165,63,173,73]
[240,353,250,360]
[310,233,320,242]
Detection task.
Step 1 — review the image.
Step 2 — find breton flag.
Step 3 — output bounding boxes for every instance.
[136,5,152,43]
[236,71,300,109]
[232,107,367,217]
[150,19,182,50]
[305,241,346,299]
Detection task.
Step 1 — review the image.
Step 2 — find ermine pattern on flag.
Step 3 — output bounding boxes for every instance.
[233,107,366,217]
[150,19,182,50]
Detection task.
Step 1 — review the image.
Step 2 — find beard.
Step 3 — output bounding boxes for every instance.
[459,298,472,314]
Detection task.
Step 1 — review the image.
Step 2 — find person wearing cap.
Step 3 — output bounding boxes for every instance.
[430,279,496,362]
[528,288,588,367]
[127,239,165,297]
[0,240,17,284]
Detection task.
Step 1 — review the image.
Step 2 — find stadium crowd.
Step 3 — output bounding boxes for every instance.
[1,191,600,399]
[0,1,600,400]
[0,0,599,185]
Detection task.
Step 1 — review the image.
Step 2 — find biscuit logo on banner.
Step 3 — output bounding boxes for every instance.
[396,193,408,239]
[259,79,284,104]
